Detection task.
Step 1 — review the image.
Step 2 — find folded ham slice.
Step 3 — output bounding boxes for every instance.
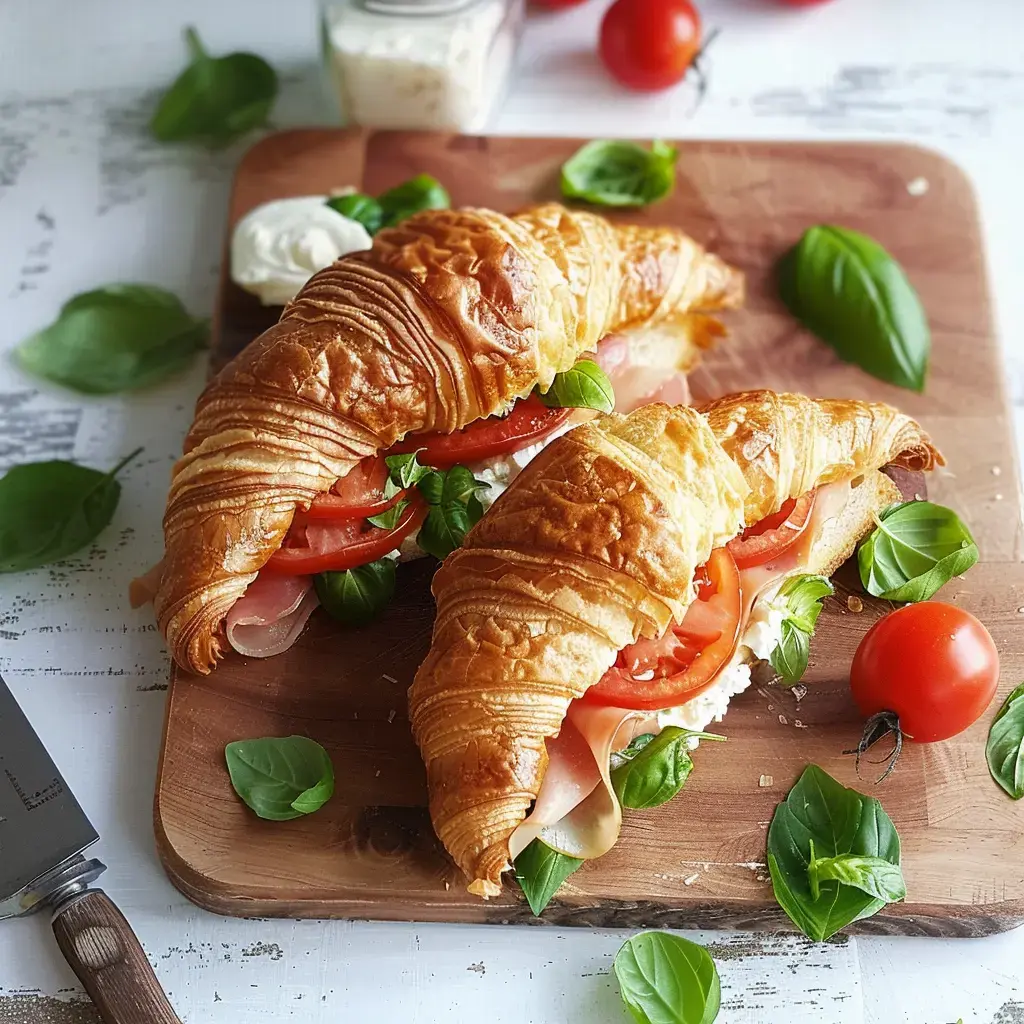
[225,573,319,659]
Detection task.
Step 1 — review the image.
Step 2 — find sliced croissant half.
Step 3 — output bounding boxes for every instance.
[136,203,742,674]
[408,390,942,897]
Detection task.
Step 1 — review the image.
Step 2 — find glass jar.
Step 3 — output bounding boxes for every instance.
[320,0,525,132]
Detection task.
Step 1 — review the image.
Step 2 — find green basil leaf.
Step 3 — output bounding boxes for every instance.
[413,464,488,559]
[857,501,978,601]
[767,764,902,941]
[150,26,278,147]
[807,844,906,904]
[365,498,409,531]
[416,469,445,506]
[537,359,614,413]
[612,733,655,767]
[16,284,208,394]
[224,735,334,821]
[986,683,1024,799]
[614,932,721,1024]
[382,449,432,500]
[611,727,723,810]
[769,620,810,685]
[377,174,450,228]
[0,449,141,573]
[778,225,930,391]
[561,140,678,208]
[767,574,833,683]
[440,465,490,507]
[418,504,470,561]
[325,193,384,235]
[314,558,396,627]
[513,839,583,916]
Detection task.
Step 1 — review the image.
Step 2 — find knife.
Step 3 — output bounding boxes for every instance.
[0,673,180,1023]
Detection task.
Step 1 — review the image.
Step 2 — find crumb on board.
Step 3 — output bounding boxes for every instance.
[375,769,381,777]
[445,880,450,891]
[791,684,807,702]
[683,872,700,886]
[996,493,1004,501]
[1018,607,1024,615]
[759,774,774,787]
[847,595,864,613]
[993,465,1002,476]
[387,709,396,723]
[382,673,398,684]
[907,176,929,196]
[794,719,807,729]
[778,714,789,725]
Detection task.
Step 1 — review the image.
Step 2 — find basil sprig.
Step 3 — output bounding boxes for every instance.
[325,193,384,235]
[767,765,904,941]
[614,932,721,1024]
[416,465,489,561]
[986,684,1024,800]
[16,284,208,395]
[768,574,834,684]
[0,449,141,573]
[314,558,396,628]
[857,501,978,602]
[224,735,334,820]
[326,175,450,234]
[383,450,434,498]
[611,728,724,810]
[561,140,678,208]
[513,839,583,916]
[150,27,278,147]
[536,359,615,413]
[778,225,930,391]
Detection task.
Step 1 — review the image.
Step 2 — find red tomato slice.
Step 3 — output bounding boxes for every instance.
[388,395,573,468]
[266,494,427,574]
[303,456,406,520]
[584,547,742,710]
[726,490,816,570]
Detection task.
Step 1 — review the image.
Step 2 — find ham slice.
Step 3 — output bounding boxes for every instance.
[225,573,319,658]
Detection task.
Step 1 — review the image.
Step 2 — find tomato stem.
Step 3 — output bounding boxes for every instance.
[844,710,903,783]
[689,26,721,104]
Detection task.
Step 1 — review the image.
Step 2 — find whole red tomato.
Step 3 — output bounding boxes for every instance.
[599,0,702,92]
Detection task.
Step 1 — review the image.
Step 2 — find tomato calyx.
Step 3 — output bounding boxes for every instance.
[843,710,906,784]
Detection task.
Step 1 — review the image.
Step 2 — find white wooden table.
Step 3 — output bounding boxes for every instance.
[2,0,1023,1020]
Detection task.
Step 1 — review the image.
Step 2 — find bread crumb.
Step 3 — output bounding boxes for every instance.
[759,774,774,787]
[790,684,807,702]
[992,466,1002,476]
[794,719,807,729]
[996,493,1004,501]
[387,709,396,723]
[847,595,864,613]
[445,880,451,891]
[907,176,929,196]
[382,673,398,684]
[375,769,381,777]
[778,714,789,725]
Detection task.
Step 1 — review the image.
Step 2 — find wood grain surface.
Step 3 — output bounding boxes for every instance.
[155,130,1024,934]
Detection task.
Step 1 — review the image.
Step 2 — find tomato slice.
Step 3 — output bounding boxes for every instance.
[387,395,573,468]
[584,547,742,710]
[266,494,427,574]
[303,456,406,520]
[726,490,816,570]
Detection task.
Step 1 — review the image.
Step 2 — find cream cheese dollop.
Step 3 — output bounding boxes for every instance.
[230,196,372,306]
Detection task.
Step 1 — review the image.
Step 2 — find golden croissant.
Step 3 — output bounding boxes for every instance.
[408,390,942,897]
[136,203,743,674]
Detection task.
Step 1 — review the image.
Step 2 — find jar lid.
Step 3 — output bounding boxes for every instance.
[358,0,481,15]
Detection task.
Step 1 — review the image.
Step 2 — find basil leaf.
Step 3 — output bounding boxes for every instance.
[611,727,723,810]
[377,174,450,228]
[561,140,678,208]
[439,465,489,507]
[150,26,278,147]
[16,284,208,394]
[768,574,834,683]
[365,498,409,531]
[537,359,614,413]
[382,449,432,500]
[325,193,384,235]
[857,501,978,601]
[807,843,906,903]
[614,932,721,1024]
[0,449,141,573]
[224,736,334,821]
[778,225,930,391]
[314,558,396,627]
[611,732,655,768]
[767,764,902,941]
[513,839,583,916]
[986,684,1024,800]
[416,466,488,560]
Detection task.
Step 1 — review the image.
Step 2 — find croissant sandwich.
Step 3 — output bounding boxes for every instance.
[408,390,942,900]
[133,203,743,673]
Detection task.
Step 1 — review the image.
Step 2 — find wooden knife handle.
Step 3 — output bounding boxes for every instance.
[51,889,181,1024]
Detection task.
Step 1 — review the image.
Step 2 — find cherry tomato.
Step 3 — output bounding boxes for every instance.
[585,547,741,710]
[303,456,407,520]
[388,395,572,468]
[266,494,426,574]
[599,0,702,92]
[727,491,816,570]
[851,602,999,743]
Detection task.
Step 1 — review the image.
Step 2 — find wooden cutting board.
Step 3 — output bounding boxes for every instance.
[154,130,1024,935]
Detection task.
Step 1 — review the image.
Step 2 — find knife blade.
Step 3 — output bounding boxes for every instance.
[0,673,180,1023]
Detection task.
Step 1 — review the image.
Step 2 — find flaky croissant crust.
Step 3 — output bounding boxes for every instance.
[153,203,743,673]
[409,392,942,894]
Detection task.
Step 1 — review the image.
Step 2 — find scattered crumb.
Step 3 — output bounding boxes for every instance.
[445,880,451,891]
[759,774,774,787]
[387,709,396,723]
[467,962,486,975]
[766,703,775,711]
[778,714,789,725]
[375,769,381,777]
[1017,607,1024,615]
[382,673,398,683]
[847,595,864,613]
[794,719,807,729]
[992,466,1002,476]
[907,176,929,196]
[790,684,807,702]
[996,493,1004,501]
[683,872,700,886]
